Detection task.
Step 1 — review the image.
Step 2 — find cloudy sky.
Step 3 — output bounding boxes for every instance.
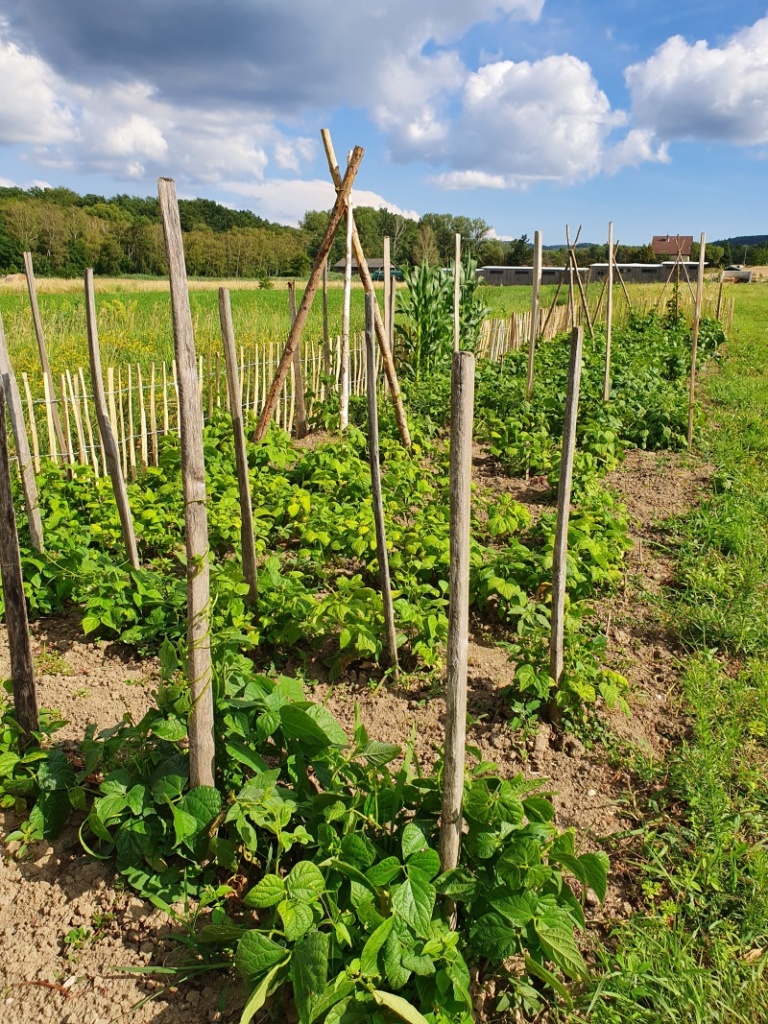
[0,0,766,244]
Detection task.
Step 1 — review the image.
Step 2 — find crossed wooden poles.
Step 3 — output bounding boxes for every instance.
[254,131,411,448]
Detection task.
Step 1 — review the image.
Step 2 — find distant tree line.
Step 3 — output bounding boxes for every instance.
[0,185,764,277]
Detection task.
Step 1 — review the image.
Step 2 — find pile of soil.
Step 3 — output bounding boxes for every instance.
[0,446,710,1023]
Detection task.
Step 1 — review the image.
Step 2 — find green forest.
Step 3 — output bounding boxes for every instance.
[0,185,765,279]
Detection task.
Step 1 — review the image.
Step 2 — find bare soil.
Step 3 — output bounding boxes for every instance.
[0,445,711,1024]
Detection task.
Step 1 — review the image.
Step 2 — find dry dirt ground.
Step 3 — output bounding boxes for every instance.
[0,446,711,1024]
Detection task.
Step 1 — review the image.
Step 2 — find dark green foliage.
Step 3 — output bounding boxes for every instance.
[0,660,607,1022]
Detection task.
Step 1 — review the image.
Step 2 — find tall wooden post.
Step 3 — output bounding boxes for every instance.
[219,288,259,610]
[527,230,542,397]
[453,233,461,353]
[23,252,66,458]
[383,236,391,349]
[547,327,584,726]
[364,294,398,677]
[439,350,475,873]
[340,197,354,431]
[0,387,38,737]
[603,221,614,402]
[0,316,43,552]
[84,270,140,571]
[254,147,364,442]
[322,259,330,383]
[158,177,215,790]
[287,282,308,438]
[320,129,411,449]
[687,233,707,447]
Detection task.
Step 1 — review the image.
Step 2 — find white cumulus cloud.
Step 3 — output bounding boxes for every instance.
[223,178,419,227]
[394,53,626,188]
[0,36,74,144]
[625,15,768,144]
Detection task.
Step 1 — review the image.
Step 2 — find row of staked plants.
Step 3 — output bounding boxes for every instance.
[0,299,724,1022]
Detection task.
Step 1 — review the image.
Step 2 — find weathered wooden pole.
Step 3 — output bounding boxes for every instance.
[320,129,411,448]
[364,293,398,677]
[158,177,215,789]
[687,233,707,447]
[383,236,391,349]
[23,252,67,459]
[84,270,140,570]
[453,233,462,353]
[0,386,38,737]
[547,326,584,726]
[541,276,565,339]
[254,148,364,442]
[567,227,594,338]
[322,259,330,383]
[526,230,542,397]
[0,316,43,552]
[219,288,259,610]
[287,281,308,438]
[603,221,614,402]
[439,349,475,873]
[340,196,354,431]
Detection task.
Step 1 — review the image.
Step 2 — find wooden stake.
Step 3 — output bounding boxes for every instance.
[21,373,40,474]
[603,221,614,402]
[66,370,87,465]
[288,281,308,438]
[79,367,99,477]
[23,252,66,457]
[43,372,57,463]
[127,364,137,481]
[340,196,354,431]
[541,277,565,339]
[162,361,169,436]
[61,374,75,466]
[0,387,38,737]
[320,130,411,448]
[150,363,158,466]
[388,278,396,353]
[439,349,475,873]
[85,269,140,571]
[547,327,584,725]
[219,288,259,609]
[364,293,398,677]
[117,366,128,478]
[137,365,148,470]
[453,233,461,352]
[687,233,706,447]
[527,230,542,398]
[322,258,330,381]
[0,317,43,551]
[158,176,215,790]
[172,359,180,437]
[383,236,391,350]
[206,352,214,422]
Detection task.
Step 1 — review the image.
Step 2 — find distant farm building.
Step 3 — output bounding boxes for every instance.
[331,257,386,273]
[476,266,587,286]
[651,235,693,259]
[590,262,704,284]
[476,262,705,286]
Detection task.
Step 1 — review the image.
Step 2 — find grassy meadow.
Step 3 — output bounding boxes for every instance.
[576,282,768,1023]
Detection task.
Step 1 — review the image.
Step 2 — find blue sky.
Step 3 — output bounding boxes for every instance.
[0,1,766,245]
